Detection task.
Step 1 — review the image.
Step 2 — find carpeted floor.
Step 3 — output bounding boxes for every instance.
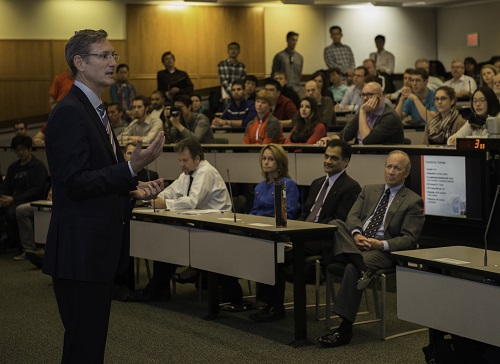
[0,251,429,363]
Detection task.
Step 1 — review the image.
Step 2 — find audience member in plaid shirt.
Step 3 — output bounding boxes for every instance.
[218,42,247,101]
[324,26,356,75]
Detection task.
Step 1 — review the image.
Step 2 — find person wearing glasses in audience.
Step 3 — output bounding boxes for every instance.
[335,66,367,112]
[395,68,437,125]
[285,97,327,144]
[447,86,500,146]
[318,82,404,146]
[110,64,136,122]
[243,89,284,144]
[444,60,477,100]
[43,29,165,362]
[423,86,466,145]
[271,31,303,93]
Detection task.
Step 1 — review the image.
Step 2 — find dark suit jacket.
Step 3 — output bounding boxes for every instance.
[43,85,137,283]
[341,104,404,145]
[345,184,425,252]
[298,172,361,224]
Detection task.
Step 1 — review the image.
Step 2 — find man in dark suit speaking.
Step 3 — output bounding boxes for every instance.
[43,29,165,363]
[318,150,425,347]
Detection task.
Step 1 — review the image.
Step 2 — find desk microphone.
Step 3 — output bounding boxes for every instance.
[484,184,500,266]
[226,169,237,223]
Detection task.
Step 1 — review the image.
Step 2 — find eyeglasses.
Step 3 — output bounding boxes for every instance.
[79,52,120,61]
[289,55,294,65]
[473,98,487,104]
[434,97,449,102]
[361,92,380,98]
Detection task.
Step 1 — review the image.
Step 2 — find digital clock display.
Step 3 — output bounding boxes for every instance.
[456,138,487,150]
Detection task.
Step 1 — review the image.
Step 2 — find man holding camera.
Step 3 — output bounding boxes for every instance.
[168,94,214,144]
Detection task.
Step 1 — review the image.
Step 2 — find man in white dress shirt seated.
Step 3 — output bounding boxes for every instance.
[135,138,232,302]
[444,60,477,99]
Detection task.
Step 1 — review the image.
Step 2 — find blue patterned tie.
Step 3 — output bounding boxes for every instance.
[96,104,117,161]
[364,188,390,238]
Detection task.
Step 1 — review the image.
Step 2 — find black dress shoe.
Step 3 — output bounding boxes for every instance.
[113,284,138,302]
[248,305,285,322]
[318,331,353,348]
[173,272,199,284]
[356,270,375,290]
[135,289,171,302]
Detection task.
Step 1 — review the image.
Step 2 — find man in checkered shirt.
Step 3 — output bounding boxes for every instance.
[324,25,356,76]
[218,42,247,103]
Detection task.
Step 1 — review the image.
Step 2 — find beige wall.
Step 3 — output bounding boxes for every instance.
[0,1,126,39]
[437,2,500,67]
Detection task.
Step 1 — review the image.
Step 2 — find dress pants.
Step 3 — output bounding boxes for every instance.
[53,277,114,364]
[332,249,393,323]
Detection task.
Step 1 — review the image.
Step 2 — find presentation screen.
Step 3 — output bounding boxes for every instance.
[422,155,467,218]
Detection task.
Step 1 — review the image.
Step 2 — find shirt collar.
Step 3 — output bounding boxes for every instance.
[74,80,101,109]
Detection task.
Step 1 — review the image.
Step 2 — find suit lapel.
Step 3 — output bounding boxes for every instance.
[384,185,406,229]
[322,172,346,208]
[72,86,118,163]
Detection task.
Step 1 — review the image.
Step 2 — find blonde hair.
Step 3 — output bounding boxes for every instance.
[255,89,275,107]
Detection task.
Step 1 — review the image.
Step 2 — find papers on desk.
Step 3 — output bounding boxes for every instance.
[433,257,470,265]
[249,223,274,227]
[175,209,223,215]
[218,217,243,222]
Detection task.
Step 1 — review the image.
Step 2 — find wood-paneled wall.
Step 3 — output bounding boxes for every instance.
[125,5,265,96]
[0,5,265,124]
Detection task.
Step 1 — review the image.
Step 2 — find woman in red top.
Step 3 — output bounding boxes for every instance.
[243,89,284,144]
[285,96,327,144]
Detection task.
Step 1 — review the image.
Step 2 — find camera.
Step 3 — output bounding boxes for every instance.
[170,106,181,117]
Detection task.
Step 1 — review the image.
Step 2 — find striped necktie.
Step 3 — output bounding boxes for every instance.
[96,104,117,161]
[306,179,329,222]
[364,188,390,238]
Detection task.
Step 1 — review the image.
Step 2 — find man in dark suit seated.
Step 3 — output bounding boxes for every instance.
[248,139,361,322]
[318,150,425,348]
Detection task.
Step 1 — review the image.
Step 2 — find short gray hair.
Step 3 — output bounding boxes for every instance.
[65,29,108,77]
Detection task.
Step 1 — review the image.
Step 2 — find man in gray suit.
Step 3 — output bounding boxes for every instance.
[318,150,424,348]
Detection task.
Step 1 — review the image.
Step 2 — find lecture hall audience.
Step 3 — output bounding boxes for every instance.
[285,96,327,144]
[423,86,466,145]
[243,89,284,144]
[447,86,500,146]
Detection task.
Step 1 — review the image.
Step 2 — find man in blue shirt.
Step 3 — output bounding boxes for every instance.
[395,68,437,124]
[211,81,256,127]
